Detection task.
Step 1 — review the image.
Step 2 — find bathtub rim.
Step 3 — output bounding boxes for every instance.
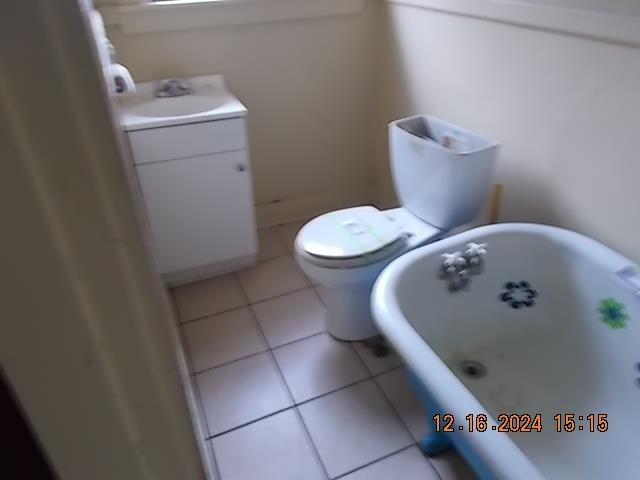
[371,222,635,479]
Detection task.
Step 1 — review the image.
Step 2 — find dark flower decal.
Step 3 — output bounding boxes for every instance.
[499,281,538,309]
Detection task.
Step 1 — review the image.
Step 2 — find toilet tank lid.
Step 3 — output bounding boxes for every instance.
[297,206,403,259]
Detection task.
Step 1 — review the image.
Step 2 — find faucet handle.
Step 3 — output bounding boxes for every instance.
[465,242,488,257]
[442,251,466,267]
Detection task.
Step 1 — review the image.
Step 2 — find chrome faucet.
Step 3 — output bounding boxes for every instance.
[439,242,488,292]
[155,78,192,98]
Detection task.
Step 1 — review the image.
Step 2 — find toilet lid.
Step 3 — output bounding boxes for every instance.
[297,206,403,260]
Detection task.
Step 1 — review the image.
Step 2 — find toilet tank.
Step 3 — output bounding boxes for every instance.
[389,115,499,230]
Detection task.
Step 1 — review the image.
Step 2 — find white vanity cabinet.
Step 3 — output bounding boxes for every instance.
[124,112,257,285]
[120,75,257,285]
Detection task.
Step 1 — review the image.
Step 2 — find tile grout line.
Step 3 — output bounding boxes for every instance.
[208,405,296,439]
[258,322,328,351]
[273,223,319,286]
[370,366,446,480]
[248,284,312,306]
[178,304,250,327]
[347,348,424,472]
[295,375,372,408]
[196,337,412,439]
[325,335,430,477]
[265,348,331,480]
[350,338,381,377]
[176,320,196,375]
[206,366,442,476]
[241,272,312,305]
[177,282,313,326]
[175,259,312,326]
[256,225,290,262]
[167,290,221,478]
[238,275,332,480]
[189,328,327,377]
[204,373,390,441]
[184,259,325,376]
[172,313,222,479]
[244,279,327,476]
[311,285,326,306]
[196,384,223,480]
[371,368,422,446]
[198,364,413,440]
[201,274,281,478]
[174,272,247,325]
[331,444,417,480]
[273,224,298,253]
[291,405,331,480]
[190,348,268,377]
[183,274,328,378]
[362,347,427,442]
[179,239,448,478]
[190,327,342,376]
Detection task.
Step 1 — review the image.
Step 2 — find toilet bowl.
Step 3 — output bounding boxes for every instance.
[295,206,441,340]
[295,115,499,341]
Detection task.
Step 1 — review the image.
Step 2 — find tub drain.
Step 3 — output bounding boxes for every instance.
[460,360,487,379]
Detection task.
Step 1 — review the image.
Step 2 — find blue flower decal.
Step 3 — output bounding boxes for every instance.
[499,281,538,309]
[598,298,628,329]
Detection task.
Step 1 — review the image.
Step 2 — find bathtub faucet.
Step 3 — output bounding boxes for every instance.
[465,242,488,275]
[439,242,488,292]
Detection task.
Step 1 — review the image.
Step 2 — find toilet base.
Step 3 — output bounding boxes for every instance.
[322,284,379,341]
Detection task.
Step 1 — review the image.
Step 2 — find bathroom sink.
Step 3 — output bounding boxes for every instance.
[124,93,227,118]
[119,74,247,131]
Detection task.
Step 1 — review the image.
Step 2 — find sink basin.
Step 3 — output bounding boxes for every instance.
[124,93,227,118]
[119,74,247,131]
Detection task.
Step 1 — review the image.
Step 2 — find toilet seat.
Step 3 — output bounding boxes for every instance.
[296,206,406,268]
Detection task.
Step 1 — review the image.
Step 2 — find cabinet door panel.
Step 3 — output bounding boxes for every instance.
[136,151,257,274]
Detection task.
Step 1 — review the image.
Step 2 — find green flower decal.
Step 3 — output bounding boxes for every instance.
[598,298,629,329]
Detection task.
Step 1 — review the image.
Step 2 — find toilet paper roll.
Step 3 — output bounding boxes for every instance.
[109,63,136,94]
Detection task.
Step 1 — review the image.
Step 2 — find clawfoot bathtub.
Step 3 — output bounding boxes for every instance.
[372,223,639,479]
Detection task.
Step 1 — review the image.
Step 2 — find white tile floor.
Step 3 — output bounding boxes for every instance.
[173,222,476,480]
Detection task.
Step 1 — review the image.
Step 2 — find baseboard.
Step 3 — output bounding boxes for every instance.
[162,253,257,287]
[255,183,374,228]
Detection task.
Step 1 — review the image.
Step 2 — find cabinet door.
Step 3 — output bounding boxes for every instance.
[136,151,257,274]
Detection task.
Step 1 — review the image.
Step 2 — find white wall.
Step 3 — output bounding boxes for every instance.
[107,4,377,226]
[376,2,640,262]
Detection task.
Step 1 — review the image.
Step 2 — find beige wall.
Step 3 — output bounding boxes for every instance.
[375,2,640,262]
[108,1,639,261]
[108,3,377,227]
[1,1,205,478]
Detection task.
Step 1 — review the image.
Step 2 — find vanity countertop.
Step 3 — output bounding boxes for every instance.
[118,74,247,131]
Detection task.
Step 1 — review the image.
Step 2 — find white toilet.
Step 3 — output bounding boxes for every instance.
[295,115,499,340]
